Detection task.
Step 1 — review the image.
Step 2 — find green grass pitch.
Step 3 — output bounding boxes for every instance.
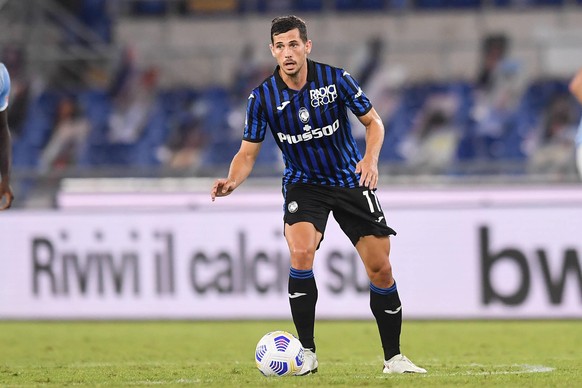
[0,320,580,387]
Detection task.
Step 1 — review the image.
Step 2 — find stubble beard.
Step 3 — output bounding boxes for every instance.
[280,61,303,81]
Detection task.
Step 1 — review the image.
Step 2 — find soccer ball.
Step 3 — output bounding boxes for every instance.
[255,330,304,377]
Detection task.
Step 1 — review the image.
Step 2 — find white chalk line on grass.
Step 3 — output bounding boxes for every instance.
[420,364,555,377]
[111,364,558,385]
[125,379,201,385]
[65,361,555,376]
[4,361,554,386]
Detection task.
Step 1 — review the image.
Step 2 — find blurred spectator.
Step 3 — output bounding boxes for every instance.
[356,36,385,91]
[159,114,206,169]
[471,33,525,159]
[476,34,509,92]
[107,66,160,144]
[526,93,578,175]
[400,92,460,174]
[108,46,137,98]
[350,35,407,142]
[39,96,90,172]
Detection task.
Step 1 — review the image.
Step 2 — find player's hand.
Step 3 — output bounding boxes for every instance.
[211,178,237,202]
[0,181,14,210]
[355,156,379,189]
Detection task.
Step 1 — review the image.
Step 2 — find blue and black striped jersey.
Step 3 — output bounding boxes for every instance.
[243,59,372,188]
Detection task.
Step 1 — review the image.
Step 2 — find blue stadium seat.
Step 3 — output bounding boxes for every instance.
[131,99,171,167]
[498,78,570,160]
[379,82,435,162]
[12,90,61,168]
[336,0,386,10]
[293,0,324,11]
[198,138,241,168]
[131,0,168,16]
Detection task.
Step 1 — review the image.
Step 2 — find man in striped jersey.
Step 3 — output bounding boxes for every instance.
[211,15,425,375]
[0,63,14,210]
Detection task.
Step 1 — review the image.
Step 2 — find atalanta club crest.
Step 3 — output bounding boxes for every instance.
[298,107,310,123]
[288,201,298,213]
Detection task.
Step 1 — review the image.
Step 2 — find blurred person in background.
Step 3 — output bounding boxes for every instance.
[0,63,14,210]
[107,66,159,144]
[471,33,525,159]
[39,96,90,172]
[355,36,385,91]
[211,15,426,376]
[400,92,460,174]
[569,67,582,179]
[349,35,407,144]
[526,93,578,176]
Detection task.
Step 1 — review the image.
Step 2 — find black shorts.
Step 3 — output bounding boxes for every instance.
[283,183,396,246]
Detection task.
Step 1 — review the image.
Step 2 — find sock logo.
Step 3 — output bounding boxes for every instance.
[288,292,307,299]
[384,306,402,314]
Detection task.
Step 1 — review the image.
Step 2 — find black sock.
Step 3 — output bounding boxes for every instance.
[288,267,318,352]
[370,281,402,360]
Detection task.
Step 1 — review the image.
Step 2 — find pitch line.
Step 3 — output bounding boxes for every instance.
[416,364,555,377]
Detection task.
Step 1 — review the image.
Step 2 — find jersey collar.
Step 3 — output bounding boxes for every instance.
[274,59,316,91]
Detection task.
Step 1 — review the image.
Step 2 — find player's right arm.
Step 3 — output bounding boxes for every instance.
[211,140,262,201]
[569,68,582,104]
[570,68,582,180]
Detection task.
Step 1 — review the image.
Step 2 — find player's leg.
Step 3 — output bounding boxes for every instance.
[283,184,331,375]
[285,221,322,375]
[356,235,426,374]
[355,236,401,358]
[333,186,425,373]
[285,221,321,350]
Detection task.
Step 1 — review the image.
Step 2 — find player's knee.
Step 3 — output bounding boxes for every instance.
[289,245,316,263]
[368,260,393,283]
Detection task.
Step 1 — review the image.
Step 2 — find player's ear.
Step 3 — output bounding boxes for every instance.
[269,43,276,57]
[305,39,312,55]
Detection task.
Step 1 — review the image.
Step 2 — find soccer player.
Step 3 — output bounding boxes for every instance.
[569,67,582,179]
[0,62,14,210]
[211,16,426,375]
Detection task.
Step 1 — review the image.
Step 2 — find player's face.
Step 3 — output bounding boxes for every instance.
[270,28,312,77]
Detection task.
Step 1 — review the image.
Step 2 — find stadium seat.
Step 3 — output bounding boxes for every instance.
[293,0,324,11]
[131,0,168,16]
[12,90,62,168]
[335,0,386,10]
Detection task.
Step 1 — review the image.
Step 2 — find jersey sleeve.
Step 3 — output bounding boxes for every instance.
[242,90,267,142]
[0,64,10,112]
[338,69,372,117]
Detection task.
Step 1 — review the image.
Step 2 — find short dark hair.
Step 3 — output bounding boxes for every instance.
[271,15,308,44]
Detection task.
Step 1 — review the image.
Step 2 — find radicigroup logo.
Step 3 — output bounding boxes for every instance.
[310,84,337,108]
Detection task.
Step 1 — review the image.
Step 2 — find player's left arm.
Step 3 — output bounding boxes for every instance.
[355,107,384,189]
